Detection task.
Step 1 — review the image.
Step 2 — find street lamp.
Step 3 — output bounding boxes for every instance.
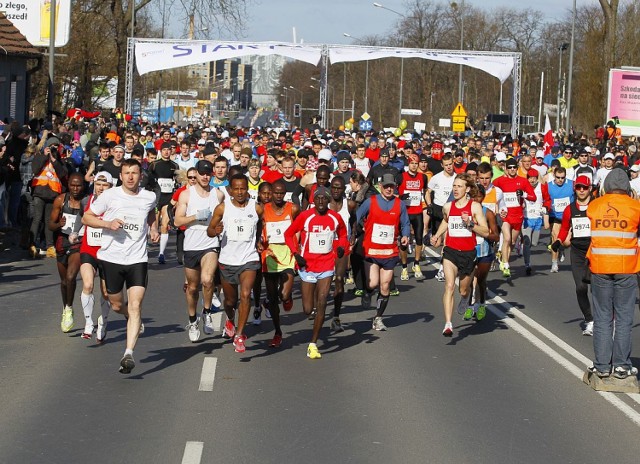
[373,2,405,124]
[344,32,370,114]
[450,1,465,104]
[565,0,576,134]
[283,87,290,121]
[311,84,336,127]
[557,42,569,133]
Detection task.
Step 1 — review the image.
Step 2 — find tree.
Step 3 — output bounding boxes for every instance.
[598,0,619,114]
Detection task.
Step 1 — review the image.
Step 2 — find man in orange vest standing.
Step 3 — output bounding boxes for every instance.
[586,168,640,380]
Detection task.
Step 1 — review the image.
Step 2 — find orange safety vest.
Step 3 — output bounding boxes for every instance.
[587,194,640,274]
[31,161,62,193]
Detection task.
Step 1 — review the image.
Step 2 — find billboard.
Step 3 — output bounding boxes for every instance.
[1,0,71,47]
[607,69,640,136]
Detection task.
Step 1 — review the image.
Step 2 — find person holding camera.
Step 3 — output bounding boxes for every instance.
[29,136,68,258]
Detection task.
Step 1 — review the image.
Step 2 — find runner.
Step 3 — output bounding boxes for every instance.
[49,173,86,332]
[71,171,114,341]
[521,168,544,275]
[173,160,224,342]
[261,179,300,347]
[252,182,272,325]
[149,141,178,264]
[82,159,159,374]
[206,174,263,354]
[430,173,489,337]
[542,166,574,273]
[284,185,349,359]
[355,173,410,331]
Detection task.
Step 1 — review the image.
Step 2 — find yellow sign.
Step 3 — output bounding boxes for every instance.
[361,112,371,121]
[451,102,467,132]
[210,91,218,100]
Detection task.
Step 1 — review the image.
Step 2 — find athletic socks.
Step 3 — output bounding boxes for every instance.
[159,233,169,255]
[124,348,133,356]
[100,296,110,321]
[81,292,95,326]
[189,314,198,323]
[376,293,390,317]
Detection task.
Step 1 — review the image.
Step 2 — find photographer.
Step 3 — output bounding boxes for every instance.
[29,136,68,258]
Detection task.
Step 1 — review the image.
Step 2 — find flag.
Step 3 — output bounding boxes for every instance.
[543,114,553,155]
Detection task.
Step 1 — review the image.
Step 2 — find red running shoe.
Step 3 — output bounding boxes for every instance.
[282,298,293,312]
[224,320,236,339]
[269,333,283,348]
[233,334,247,353]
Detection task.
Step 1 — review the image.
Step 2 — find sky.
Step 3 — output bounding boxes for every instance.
[215,0,582,44]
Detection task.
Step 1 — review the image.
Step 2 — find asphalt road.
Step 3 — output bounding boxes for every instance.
[2,234,640,464]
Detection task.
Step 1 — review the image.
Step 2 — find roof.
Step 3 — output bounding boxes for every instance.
[0,13,41,58]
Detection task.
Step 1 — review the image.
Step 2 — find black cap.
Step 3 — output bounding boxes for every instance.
[196,160,213,174]
[419,154,429,162]
[202,145,216,156]
[337,152,351,163]
[505,158,518,168]
[379,148,390,157]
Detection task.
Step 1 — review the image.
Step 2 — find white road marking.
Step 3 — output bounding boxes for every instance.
[181,441,203,464]
[198,357,217,392]
[212,311,223,332]
[422,248,640,424]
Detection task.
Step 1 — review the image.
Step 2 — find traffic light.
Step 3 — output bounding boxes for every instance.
[293,104,301,118]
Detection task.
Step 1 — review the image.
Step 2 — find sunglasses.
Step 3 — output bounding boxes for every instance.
[506,166,517,169]
[575,185,589,191]
[555,176,566,180]
[188,176,197,180]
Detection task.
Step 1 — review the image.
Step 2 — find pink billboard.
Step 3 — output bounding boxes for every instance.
[607,69,640,136]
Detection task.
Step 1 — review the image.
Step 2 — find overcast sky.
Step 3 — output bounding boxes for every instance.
[219,0,583,44]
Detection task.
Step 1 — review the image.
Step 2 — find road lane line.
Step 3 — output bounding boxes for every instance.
[212,311,223,332]
[181,441,203,464]
[422,248,640,419]
[199,357,217,392]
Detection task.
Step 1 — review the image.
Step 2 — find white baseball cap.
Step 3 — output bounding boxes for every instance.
[94,171,115,185]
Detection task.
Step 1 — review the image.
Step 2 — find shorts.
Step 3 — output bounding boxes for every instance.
[443,246,477,277]
[365,256,400,271]
[549,216,563,225]
[56,242,81,265]
[264,269,295,278]
[523,217,543,231]
[158,193,173,209]
[503,218,523,232]
[184,247,220,270]
[101,261,149,294]
[408,214,424,245]
[476,254,495,264]
[219,261,261,285]
[81,253,104,279]
[298,269,334,283]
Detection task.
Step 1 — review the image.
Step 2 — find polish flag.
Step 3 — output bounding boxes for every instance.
[543,114,554,155]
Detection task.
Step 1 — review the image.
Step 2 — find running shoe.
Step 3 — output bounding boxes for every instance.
[183,282,188,293]
[372,316,387,331]
[96,315,107,344]
[502,266,511,278]
[202,310,214,335]
[119,353,135,374]
[587,365,610,378]
[138,321,145,334]
[158,253,165,264]
[435,268,445,282]
[282,297,293,312]
[269,333,282,348]
[233,334,247,353]
[331,317,345,332]
[476,305,487,321]
[442,322,453,337]
[361,292,372,309]
[261,299,271,318]
[389,288,400,296]
[354,289,364,297]
[307,309,317,320]
[400,267,409,281]
[613,366,638,379]
[559,250,565,263]
[463,307,474,321]
[582,321,593,336]
[456,298,468,316]
[28,244,38,259]
[307,343,322,359]
[525,266,532,276]
[252,307,262,326]
[224,320,236,339]
[550,262,559,273]
[413,264,425,281]
[46,246,56,258]
[61,306,74,333]
[211,291,222,310]
[186,319,201,342]
[81,323,94,340]
[345,270,354,285]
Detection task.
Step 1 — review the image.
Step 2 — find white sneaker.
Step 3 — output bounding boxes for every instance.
[202,311,214,335]
[61,305,74,333]
[550,263,559,273]
[139,321,145,334]
[435,268,445,282]
[186,319,201,342]
[96,315,108,343]
[559,250,565,263]
[582,321,594,336]
[372,316,387,331]
[211,292,222,309]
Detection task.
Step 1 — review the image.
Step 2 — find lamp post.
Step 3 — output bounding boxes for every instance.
[343,32,369,114]
[557,42,569,133]
[283,87,290,121]
[450,1,465,104]
[310,84,335,127]
[289,85,303,127]
[565,0,576,134]
[373,2,405,124]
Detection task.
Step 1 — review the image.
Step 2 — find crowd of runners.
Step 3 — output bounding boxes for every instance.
[11,115,640,376]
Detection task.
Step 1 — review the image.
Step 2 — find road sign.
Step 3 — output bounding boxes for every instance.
[451,102,467,132]
[439,118,451,128]
[401,109,422,116]
[359,119,373,131]
[361,112,371,121]
[210,91,218,100]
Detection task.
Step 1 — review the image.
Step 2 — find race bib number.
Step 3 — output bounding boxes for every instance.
[371,223,395,245]
[158,178,175,193]
[553,197,570,214]
[266,220,290,244]
[122,215,146,240]
[284,192,293,202]
[86,226,102,247]
[572,216,591,238]
[405,191,422,207]
[61,213,78,236]
[503,192,519,208]
[227,219,253,242]
[247,189,258,201]
[526,202,541,218]
[482,202,496,213]
[308,230,333,254]
[476,235,485,245]
[448,216,472,237]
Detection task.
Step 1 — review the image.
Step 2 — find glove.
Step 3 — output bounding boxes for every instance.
[550,240,562,253]
[516,189,524,197]
[195,209,210,221]
[336,246,345,259]
[401,193,410,201]
[68,232,79,244]
[294,253,307,269]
